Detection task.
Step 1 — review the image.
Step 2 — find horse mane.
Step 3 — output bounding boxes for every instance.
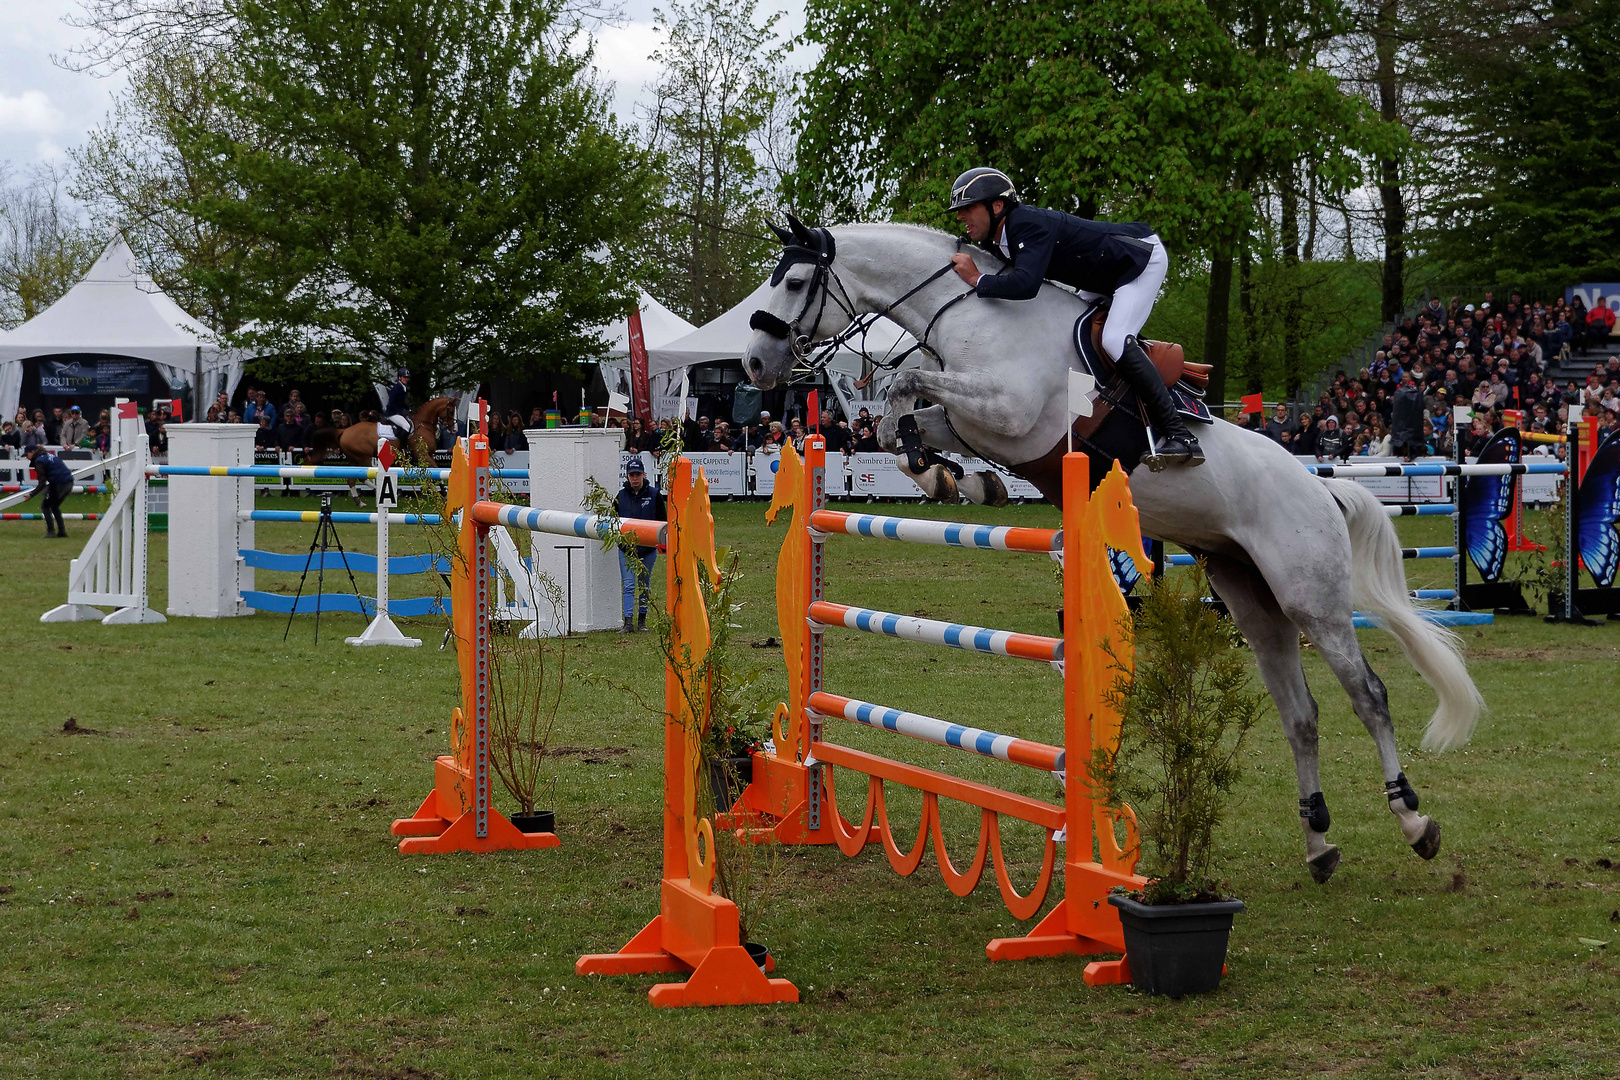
[835,220,1003,265]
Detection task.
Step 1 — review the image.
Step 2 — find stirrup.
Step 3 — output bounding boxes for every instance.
[1142,436,1204,472]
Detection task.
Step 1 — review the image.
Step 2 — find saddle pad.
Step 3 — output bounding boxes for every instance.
[1072,307,1213,428]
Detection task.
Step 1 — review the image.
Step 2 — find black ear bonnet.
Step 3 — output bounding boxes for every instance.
[752,215,837,341]
[766,220,836,287]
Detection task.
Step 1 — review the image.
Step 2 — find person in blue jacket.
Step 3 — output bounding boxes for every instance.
[22,444,76,537]
[614,457,666,632]
[945,167,1202,469]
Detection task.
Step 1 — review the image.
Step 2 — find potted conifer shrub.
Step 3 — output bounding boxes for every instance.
[1091,568,1268,997]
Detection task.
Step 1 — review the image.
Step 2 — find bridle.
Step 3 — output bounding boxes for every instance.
[748,221,979,381]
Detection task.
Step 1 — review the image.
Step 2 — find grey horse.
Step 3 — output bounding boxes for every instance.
[742,219,1483,883]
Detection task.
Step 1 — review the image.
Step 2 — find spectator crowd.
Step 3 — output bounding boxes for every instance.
[610,406,890,459]
[1235,291,1620,461]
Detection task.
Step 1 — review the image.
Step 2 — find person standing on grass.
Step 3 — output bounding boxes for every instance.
[21,444,76,537]
[614,457,665,633]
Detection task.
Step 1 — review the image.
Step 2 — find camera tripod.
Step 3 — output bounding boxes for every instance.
[283,494,365,644]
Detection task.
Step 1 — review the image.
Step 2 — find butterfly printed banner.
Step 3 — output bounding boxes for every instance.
[1460,430,1522,582]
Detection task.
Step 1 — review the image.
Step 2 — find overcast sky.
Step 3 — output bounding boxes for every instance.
[0,0,804,181]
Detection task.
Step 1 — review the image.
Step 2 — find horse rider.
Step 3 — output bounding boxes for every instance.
[379,368,412,449]
[946,167,1203,468]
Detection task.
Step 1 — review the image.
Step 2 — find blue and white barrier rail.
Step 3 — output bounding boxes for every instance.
[1305,462,1565,478]
[151,464,531,482]
[470,501,667,549]
[1386,504,1457,517]
[809,509,1060,553]
[807,691,1065,773]
[809,600,1061,663]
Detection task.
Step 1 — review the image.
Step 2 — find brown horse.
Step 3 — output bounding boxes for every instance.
[306,396,458,503]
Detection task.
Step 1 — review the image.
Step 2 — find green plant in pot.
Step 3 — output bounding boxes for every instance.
[486,568,568,833]
[1091,567,1268,997]
[413,462,568,833]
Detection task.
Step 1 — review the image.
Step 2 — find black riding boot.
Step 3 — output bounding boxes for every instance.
[1116,337,1204,470]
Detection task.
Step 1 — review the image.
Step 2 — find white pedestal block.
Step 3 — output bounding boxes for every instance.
[167,424,257,617]
[524,428,626,634]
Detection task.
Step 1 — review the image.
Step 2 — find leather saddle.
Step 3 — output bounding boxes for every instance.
[1070,304,1213,441]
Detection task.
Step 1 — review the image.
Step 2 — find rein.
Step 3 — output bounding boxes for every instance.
[750,235,978,381]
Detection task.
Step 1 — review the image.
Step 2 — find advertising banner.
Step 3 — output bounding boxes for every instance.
[626,309,652,423]
[685,452,747,497]
[39,358,151,396]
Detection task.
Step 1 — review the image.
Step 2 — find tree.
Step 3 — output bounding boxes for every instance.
[639,0,786,323]
[1421,0,1620,291]
[71,48,253,333]
[0,164,102,329]
[790,0,1390,407]
[174,0,661,392]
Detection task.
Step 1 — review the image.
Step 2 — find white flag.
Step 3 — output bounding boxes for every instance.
[1068,370,1096,419]
[607,391,630,414]
[1568,404,1583,426]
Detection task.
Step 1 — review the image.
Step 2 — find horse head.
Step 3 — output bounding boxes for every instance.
[744,215,854,390]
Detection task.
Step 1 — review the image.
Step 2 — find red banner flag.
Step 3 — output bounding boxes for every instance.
[170,398,183,422]
[1240,392,1264,416]
[117,401,138,419]
[808,390,819,432]
[627,308,652,424]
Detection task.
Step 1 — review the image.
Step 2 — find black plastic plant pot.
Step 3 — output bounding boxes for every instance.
[744,941,771,970]
[1108,894,1245,998]
[511,810,555,835]
[708,756,754,811]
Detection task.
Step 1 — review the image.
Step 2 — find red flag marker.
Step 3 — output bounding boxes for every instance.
[379,441,396,470]
[117,401,138,419]
[170,398,183,422]
[1240,392,1264,416]
[808,390,820,432]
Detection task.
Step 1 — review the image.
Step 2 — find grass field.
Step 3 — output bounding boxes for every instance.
[2,490,1618,1079]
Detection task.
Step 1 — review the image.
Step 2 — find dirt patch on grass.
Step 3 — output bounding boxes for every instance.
[1468,645,1620,662]
[550,746,630,759]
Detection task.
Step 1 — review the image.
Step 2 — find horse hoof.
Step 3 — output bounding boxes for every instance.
[1411,818,1441,860]
[979,471,1009,508]
[1308,845,1341,884]
[924,464,959,501]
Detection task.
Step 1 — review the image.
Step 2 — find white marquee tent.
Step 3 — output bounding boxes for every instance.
[599,290,698,358]
[0,233,244,421]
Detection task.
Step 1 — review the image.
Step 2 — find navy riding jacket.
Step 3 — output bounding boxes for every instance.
[385,381,409,417]
[974,204,1156,300]
[32,451,74,487]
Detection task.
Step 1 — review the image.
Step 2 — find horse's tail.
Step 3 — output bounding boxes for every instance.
[1324,477,1484,751]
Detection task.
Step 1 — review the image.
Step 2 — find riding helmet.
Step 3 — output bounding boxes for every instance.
[948,168,1018,211]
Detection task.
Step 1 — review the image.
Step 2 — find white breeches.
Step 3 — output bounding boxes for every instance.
[1099,233,1168,361]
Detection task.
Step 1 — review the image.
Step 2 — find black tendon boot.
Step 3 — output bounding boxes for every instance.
[1116,336,1204,470]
